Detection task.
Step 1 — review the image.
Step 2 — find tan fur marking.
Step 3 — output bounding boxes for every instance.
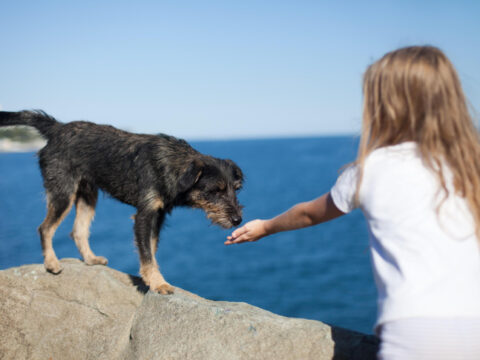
[139,262,174,294]
[151,234,159,255]
[39,193,76,273]
[189,194,232,228]
[71,198,107,265]
[145,190,164,211]
[217,181,226,191]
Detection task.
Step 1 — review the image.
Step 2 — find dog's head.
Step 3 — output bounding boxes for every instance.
[179,156,244,228]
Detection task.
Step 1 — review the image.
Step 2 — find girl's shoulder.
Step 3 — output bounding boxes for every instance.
[336,142,421,185]
[369,141,419,158]
[362,141,432,189]
[365,141,421,168]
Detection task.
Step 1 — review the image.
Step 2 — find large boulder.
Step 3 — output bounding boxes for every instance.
[0,259,378,359]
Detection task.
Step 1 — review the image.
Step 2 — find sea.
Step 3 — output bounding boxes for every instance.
[0,136,377,334]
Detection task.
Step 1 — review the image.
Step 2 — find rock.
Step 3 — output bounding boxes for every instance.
[0,259,378,360]
[0,259,143,360]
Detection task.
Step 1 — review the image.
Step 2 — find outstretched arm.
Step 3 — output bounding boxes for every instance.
[225,192,345,245]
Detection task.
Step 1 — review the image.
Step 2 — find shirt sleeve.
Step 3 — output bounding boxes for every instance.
[330,164,359,214]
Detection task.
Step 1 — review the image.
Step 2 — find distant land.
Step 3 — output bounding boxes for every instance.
[0,126,46,152]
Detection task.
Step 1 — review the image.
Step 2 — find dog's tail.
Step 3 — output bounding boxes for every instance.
[0,110,60,139]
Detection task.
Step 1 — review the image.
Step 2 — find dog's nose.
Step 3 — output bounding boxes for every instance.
[231,216,242,226]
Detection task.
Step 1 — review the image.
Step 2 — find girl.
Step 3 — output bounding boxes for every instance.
[225,46,480,359]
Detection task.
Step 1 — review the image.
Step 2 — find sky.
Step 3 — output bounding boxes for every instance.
[1,0,479,140]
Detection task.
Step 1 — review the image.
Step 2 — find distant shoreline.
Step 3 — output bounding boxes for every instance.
[0,139,46,153]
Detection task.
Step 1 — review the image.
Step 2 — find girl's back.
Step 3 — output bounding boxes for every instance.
[332,141,480,332]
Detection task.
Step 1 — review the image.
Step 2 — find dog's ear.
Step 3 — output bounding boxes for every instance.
[224,159,244,190]
[178,159,204,193]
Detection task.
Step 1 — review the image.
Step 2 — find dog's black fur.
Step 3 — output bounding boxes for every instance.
[0,110,243,293]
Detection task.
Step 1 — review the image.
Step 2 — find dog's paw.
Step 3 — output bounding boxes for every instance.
[45,259,63,274]
[152,282,175,295]
[84,256,108,266]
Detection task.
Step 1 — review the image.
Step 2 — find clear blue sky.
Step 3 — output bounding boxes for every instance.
[1,1,479,139]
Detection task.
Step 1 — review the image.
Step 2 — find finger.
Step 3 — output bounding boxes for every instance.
[231,226,248,239]
[225,236,236,244]
[225,237,242,245]
[228,233,252,244]
[225,237,241,245]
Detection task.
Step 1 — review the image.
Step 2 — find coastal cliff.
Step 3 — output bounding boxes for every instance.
[0,259,378,359]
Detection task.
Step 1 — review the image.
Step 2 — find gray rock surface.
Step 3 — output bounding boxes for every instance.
[0,259,378,360]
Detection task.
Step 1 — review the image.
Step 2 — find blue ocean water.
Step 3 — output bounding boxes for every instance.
[0,137,376,334]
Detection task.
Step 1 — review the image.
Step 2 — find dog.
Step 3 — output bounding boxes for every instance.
[0,110,244,294]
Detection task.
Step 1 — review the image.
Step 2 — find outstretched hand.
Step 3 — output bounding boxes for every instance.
[225,219,268,245]
[225,193,344,246]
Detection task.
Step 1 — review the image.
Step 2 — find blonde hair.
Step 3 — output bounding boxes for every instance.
[355,45,480,239]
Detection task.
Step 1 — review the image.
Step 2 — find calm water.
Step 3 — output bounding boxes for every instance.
[0,137,376,333]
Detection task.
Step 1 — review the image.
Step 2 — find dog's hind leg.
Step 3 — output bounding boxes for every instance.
[135,206,173,294]
[38,191,76,274]
[71,181,108,266]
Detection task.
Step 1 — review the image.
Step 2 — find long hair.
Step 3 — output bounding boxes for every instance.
[355,45,480,240]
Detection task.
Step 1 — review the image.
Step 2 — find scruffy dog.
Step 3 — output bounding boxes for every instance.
[0,110,243,294]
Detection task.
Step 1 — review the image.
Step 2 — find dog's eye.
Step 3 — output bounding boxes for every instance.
[209,187,224,194]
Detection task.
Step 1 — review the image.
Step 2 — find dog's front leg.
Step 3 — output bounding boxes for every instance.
[135,209,174,294]
[150,212,165,256]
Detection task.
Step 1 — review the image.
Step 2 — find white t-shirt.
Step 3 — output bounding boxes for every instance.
[330,142,480,330]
